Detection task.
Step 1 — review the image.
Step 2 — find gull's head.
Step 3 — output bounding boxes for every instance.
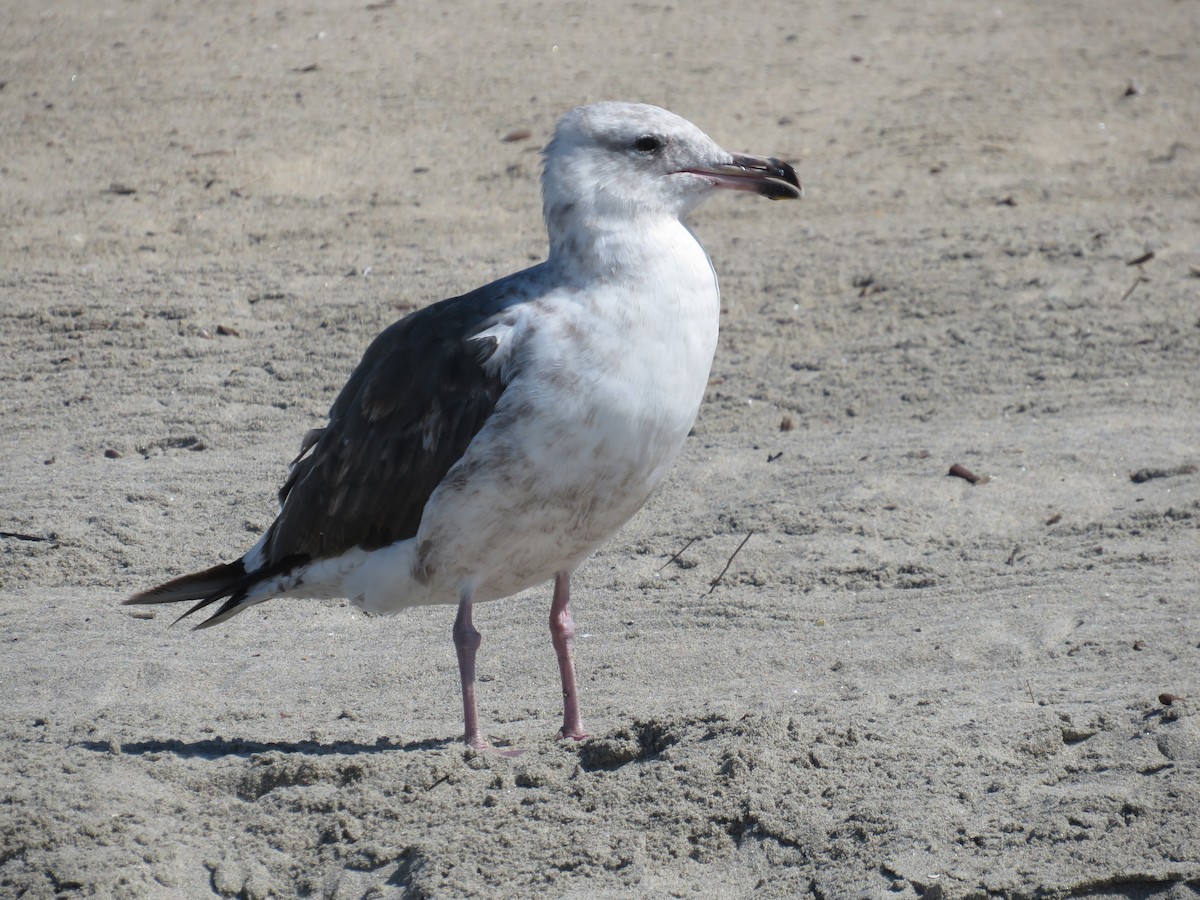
[542,102,801,232]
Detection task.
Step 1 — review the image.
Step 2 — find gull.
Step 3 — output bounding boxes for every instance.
[127,101,801,749]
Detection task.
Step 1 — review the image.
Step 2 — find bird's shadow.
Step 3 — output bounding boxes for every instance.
[75,734,458,759]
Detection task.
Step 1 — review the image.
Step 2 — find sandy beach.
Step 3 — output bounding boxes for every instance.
[2,0,1199,896]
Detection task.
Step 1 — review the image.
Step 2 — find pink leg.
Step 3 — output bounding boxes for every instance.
[453,592,488,749]
[551,570,589,741]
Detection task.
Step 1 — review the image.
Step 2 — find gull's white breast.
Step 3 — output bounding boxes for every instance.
[412,220,721,604]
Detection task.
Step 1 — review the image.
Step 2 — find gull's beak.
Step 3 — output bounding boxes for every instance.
[681,153,802,200]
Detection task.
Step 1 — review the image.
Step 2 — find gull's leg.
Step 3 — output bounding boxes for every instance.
[550,570,589,741]
[453,589,488,749]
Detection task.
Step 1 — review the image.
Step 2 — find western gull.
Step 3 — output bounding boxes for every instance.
[127,101,801,749]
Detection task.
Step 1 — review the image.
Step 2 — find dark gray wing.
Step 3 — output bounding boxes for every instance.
[262,277,531,564]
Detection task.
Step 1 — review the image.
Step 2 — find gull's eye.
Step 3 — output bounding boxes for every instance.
[633,135,663,154]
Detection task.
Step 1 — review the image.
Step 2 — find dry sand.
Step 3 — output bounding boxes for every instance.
[2,0,1199,897]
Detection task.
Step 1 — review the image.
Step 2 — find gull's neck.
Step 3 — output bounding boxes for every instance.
[543,199,702,286]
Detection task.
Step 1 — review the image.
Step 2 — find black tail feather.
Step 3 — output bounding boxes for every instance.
[175,589,241,629]
[126,560,246,606]
[127,554,309,629]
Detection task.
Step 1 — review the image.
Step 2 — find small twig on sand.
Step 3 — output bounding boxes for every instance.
[708,531,754,594]
[0,530,52,543]
[948,463,985,484]
[658,536,699,572]
[1120,250,1154,301]
[1119,272,1149,302]
[230,174,266,196]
